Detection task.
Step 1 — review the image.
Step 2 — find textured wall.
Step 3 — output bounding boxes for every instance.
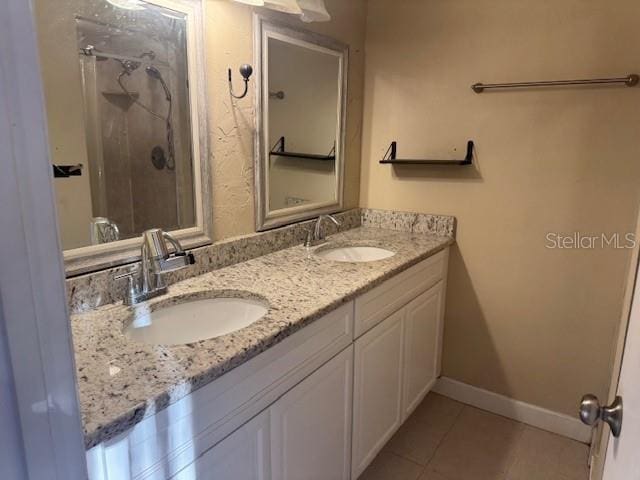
[360,0,640,416]
[204,0,366,240]
[35,0,94,249]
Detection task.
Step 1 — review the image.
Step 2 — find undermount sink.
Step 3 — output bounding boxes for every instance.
[314,244,396,263]
[124,296,269,346]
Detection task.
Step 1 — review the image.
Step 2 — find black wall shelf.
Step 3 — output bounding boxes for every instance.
[269,136,336,161]
[380,140,474,166]
[53,164,83,178]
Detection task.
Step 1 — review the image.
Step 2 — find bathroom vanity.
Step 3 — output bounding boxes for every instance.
[34,1,454,477]
[73,225,452,480]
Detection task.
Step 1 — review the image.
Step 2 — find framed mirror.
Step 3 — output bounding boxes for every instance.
[254,15,348,231]
[36,0,210,275]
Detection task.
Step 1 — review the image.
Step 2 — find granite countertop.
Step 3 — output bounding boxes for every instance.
[71,226,453,449]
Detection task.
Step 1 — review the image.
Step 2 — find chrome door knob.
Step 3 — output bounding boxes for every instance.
[579,394,623,437]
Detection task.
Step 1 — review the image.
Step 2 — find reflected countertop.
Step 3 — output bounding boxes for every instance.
[71,226,454,449]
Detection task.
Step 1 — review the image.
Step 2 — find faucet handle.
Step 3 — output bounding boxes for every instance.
[325,214,341,229]
[162,231,184,256]
[114,265,142,305]
[159,251,196,272]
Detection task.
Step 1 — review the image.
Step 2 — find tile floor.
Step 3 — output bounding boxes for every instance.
[359,393,589,480]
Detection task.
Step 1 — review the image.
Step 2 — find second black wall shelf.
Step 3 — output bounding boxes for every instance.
[380,140,474,166]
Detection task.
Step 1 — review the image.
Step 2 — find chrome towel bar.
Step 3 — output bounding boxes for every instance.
[472,74,639,93]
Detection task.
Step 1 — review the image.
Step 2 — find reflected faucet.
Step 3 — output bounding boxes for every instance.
[305,214,341,247]
[115,228,195,305]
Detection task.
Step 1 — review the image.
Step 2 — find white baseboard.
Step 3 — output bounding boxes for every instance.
[433,377,592,444]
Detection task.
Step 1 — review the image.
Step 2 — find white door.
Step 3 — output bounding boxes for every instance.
[270,346,353,480]
[352,309,405,478]
[0,0,88,478]
[601,257,640,479]
[171,409,270,480]
[402,281,444,418]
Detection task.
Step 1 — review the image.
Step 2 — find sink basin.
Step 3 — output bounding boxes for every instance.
[314,245,396,263]
[124,297,269,346]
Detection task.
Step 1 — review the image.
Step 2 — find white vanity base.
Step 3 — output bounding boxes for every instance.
[87,248,449,480]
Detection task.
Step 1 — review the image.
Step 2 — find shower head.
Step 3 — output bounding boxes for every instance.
[145,66,172,101]
[145,65,162,80]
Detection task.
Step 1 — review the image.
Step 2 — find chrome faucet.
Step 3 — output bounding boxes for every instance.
[305,214,341,247]
[115,228,195,305]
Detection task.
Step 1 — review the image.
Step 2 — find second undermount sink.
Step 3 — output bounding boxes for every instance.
[124,296,269,346]
[314,244,396,263]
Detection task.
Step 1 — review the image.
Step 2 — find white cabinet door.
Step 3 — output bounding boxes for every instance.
[402,282,444,420]
[352,309,405,478]
[402,280,445,419]
[270,346,353,480]
[171,410,270,480]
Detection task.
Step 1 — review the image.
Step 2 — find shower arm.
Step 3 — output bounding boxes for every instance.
[79,46,170,69]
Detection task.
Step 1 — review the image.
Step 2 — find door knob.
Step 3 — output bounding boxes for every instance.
[579,394,623,437]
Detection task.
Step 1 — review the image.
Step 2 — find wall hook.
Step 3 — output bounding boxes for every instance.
[228,64,253,99]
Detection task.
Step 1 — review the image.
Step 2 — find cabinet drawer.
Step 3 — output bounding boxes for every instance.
[87,302,354,480]
[354,248,448,338]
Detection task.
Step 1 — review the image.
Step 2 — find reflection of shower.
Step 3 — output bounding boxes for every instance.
[146,66,172,101]
[145,66,175,171]
[115,52,176,170]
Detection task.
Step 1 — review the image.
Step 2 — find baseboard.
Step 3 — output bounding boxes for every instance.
[433,377,592,443]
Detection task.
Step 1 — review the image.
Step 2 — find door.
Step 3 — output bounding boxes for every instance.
[270,346,353,480]
[352,309,405,478]
[600,254,640,478]
[0,0,88,478]
[402,281,445,418]
[171,409,270,480]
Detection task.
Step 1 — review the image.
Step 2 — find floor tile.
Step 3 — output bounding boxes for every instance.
[505,426,589,480]
[384,393,464,465]
[358,451,424,480]
[428,406,525,480]
[418,468,451,480]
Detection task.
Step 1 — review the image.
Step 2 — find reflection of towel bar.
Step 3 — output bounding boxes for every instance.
[53,164,83,178]
[269,136,336,161]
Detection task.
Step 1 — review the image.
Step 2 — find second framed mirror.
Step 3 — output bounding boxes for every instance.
[254,15,348,231]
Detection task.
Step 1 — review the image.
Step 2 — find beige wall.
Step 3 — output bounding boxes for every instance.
[204,0,366,240]
[360,0,640,415]
[36,0,94,249]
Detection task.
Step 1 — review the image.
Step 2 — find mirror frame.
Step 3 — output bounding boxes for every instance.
[62,0,211,277]
[253,14,348,231]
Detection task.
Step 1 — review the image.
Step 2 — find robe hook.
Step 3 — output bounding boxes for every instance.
[228,64,253,99]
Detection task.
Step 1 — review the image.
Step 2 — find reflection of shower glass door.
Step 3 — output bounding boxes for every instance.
[79,51,140,237]
[79,55,109,221]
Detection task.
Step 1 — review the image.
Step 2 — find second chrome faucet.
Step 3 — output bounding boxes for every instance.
[305,214,341,247]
